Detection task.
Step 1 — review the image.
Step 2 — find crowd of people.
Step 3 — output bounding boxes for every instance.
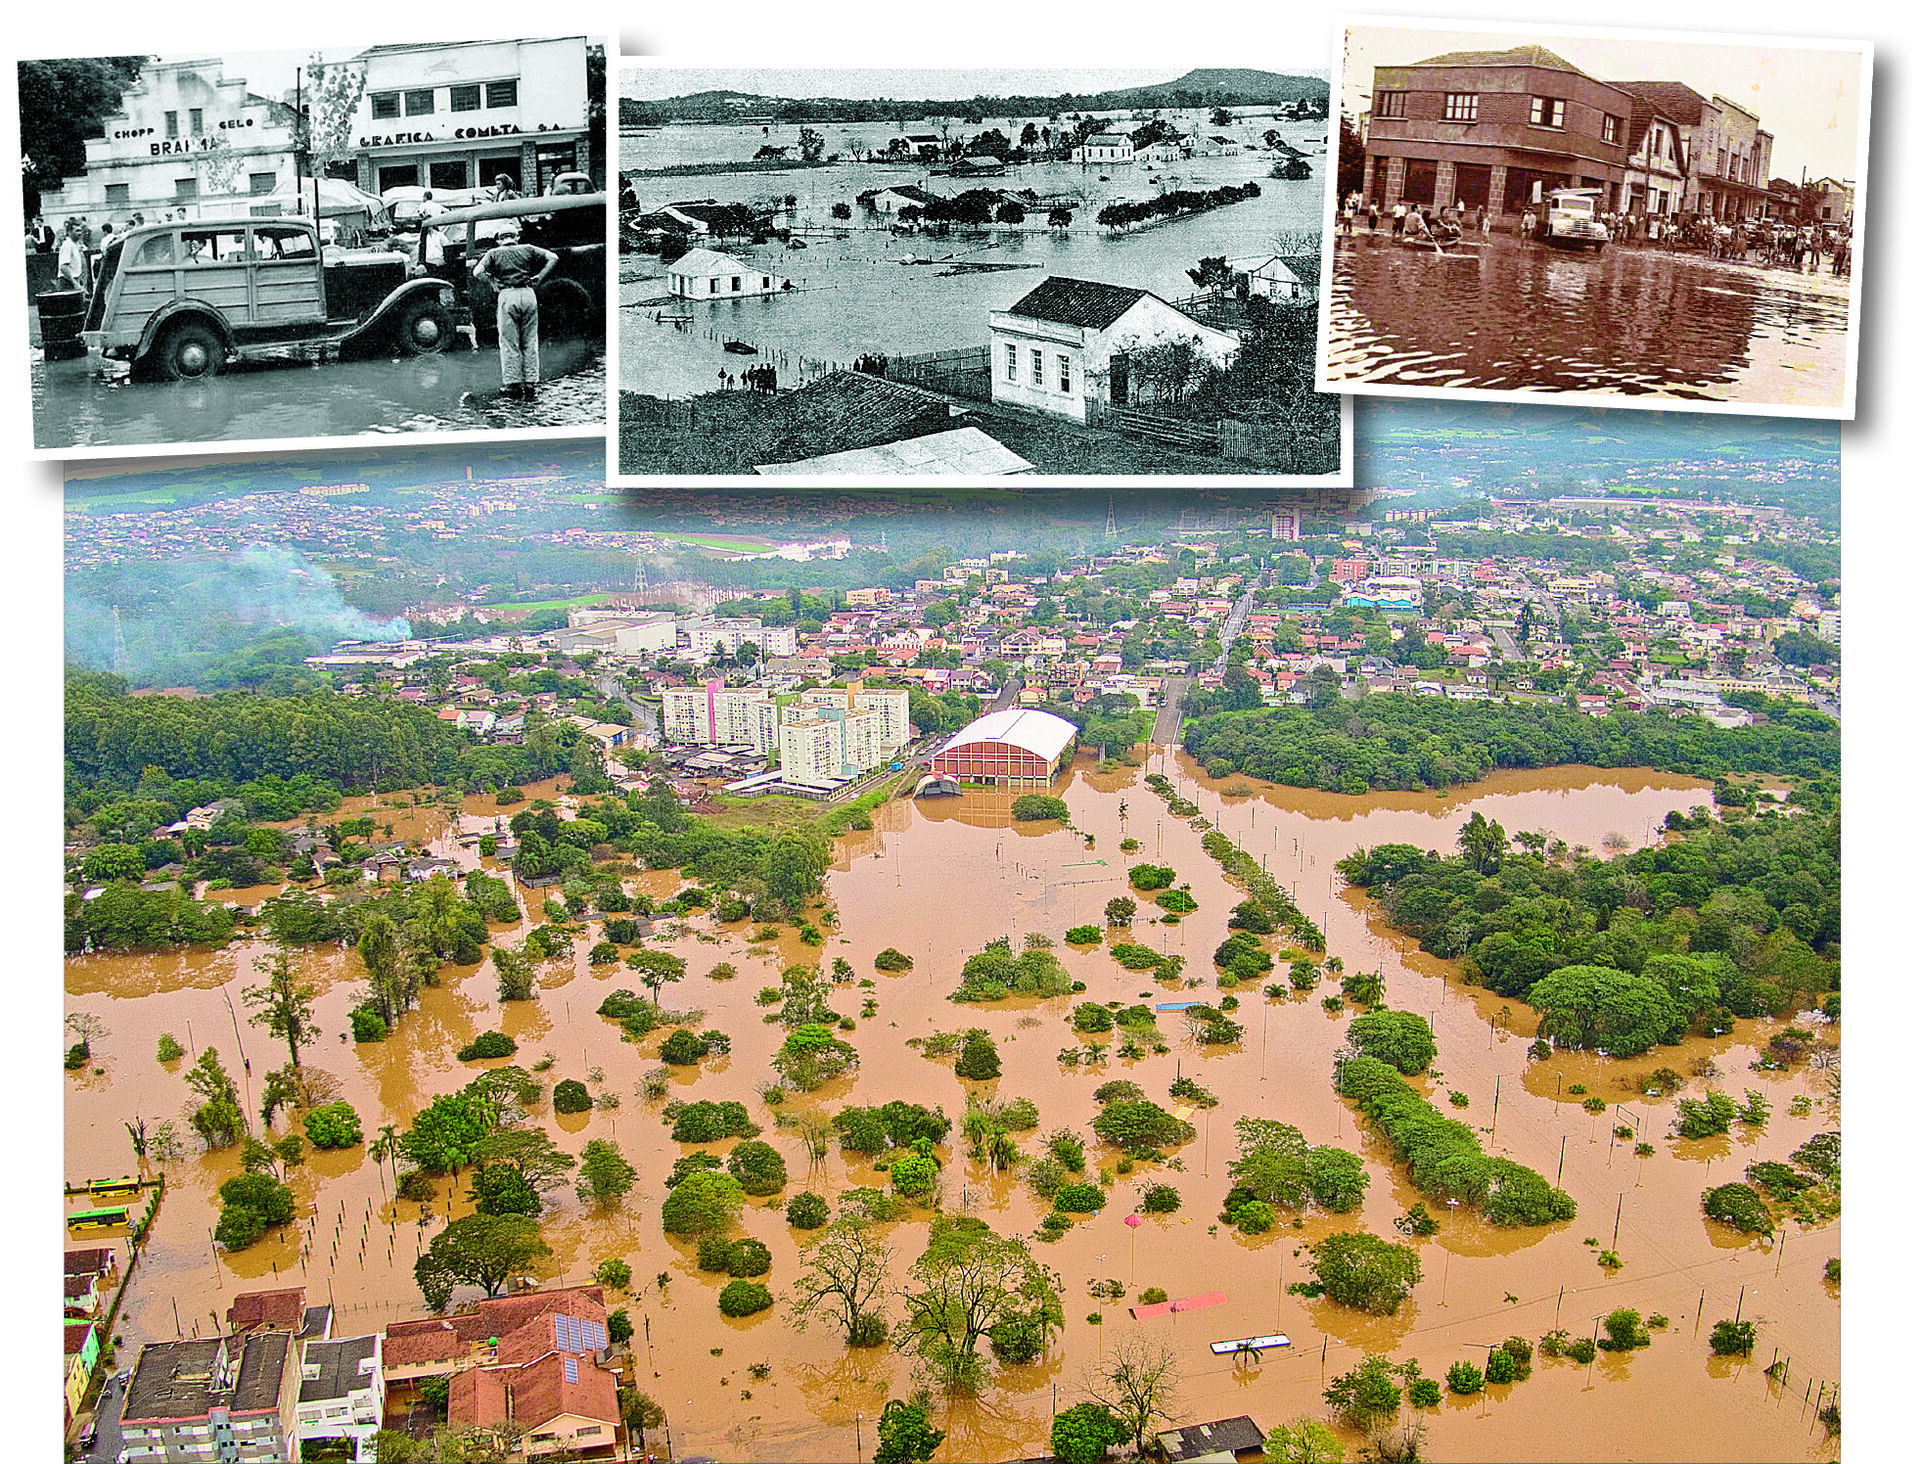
[1337,189,1853,275]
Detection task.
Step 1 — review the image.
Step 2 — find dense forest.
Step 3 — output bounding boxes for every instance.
[1181,695,1840,794]
[63,673,585,827]
[1337,806,1840,1024]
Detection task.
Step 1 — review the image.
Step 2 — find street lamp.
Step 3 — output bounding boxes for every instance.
[856,1412,864,1464]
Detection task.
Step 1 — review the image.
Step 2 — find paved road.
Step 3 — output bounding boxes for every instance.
[81,1369,126,1464]
[1152,677,1190,744]
[1489,622,1520,660]
[990,676,1024,713]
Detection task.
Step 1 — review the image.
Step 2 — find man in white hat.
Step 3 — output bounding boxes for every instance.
[470,221,558,398]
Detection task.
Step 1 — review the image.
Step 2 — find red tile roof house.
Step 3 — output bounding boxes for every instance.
[382,1286,608,1385]
[449,1347,620,1458]
[226,1287,307,1337]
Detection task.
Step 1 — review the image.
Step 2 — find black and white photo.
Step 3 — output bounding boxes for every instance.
[617,66,1347,482]
[19,36,608,457]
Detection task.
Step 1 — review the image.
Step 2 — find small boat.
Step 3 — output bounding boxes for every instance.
[723,340,758,355]
[1396,234,1483,256]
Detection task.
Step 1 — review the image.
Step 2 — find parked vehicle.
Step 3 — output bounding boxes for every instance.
[425,191,606,344]
[1543,188,1610,251]
[80,218,457,380]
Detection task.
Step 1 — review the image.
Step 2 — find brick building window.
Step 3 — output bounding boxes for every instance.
[1601,115,1621,144]
[1375,90,1407,118]
[1528,97,1566,129]
[1443,94,1478,122]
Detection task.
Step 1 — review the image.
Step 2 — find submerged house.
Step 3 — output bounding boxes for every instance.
[667,247,780,300]
[987,276,1238,423]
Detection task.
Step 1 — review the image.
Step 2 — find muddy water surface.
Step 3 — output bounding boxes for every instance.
[66,757,1838,1462]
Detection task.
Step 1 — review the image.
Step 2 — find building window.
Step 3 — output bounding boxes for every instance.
[486,80,519,109]
[1443,94,1478,122]
[174,177,198,202]
[1529,97,1566,129]
[189,108,204,136]
[164,111,179,139]
[731,276,741,292]
[404,89,436,117]
[429,160,468,191]
[1601,114,1621,144]
[105,183,130,207]
[370,92,400,120]
[450,84,481,112]
[1058,353,1071,392]
[1375,90,1407,119]
[1717,147,1727,177]
[248,172,277,195]
[1005,343,1017,380]
[1030,348,1043,386]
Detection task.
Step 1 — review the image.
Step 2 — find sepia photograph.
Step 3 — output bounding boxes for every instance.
[20,36,607,458]
[1317,20,1869,418]
[617,66,1347,482]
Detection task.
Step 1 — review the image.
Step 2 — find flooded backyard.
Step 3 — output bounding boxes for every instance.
[1324,231,1854,410]
[65,758,1839,1462]
[32,337,604,451]
[620,113,1327,401]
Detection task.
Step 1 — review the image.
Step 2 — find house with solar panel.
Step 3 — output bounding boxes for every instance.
[443,1306,620,1457]
[988,276,1239,423]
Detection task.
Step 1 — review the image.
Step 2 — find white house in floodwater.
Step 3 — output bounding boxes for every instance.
[1227,253,1321,301]
[667,247,779,299]
[988,276,1238,424]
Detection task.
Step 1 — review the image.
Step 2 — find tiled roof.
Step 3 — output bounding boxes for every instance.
[1005,276,1149,331]
[226,1287,306,1335]
[747,371,961,467]
[1410,44,1590,77]
[382,1287,607,1370]
[65,1247,114,1278]
[1160,1414,1267,1461]
[1615,81,1709,126]
[448,1350,619,1434]
[65,1321,96,1356]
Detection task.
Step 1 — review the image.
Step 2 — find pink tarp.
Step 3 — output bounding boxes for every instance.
[1129,1291,1228,1320]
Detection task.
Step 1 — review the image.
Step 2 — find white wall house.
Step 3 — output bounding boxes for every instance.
[350,36,591,197]
[1074,133,1136,164]
[1225,254,1320,300]
[668,247,779,299]
[988,276,1238,424]
[37,59,302,230]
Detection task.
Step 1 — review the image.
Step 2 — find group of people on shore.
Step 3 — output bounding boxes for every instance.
[1338,190,1853,275]
[716,363,778,391]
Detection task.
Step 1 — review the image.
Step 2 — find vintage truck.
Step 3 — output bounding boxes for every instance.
[422,191,606,345]
[80,217,458,380]
[1543,188,1611,251]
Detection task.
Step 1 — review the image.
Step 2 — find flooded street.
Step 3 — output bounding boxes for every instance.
[621,115,1326,400]
[1324,232,1853,410]
[31,338,604,450]
[65,761,1838,1462]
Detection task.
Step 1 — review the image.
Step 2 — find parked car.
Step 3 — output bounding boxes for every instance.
[425,191,606,344]
[80,218,458,380]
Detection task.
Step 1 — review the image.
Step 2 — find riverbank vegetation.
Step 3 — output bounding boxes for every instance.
[1181,695,1839,794]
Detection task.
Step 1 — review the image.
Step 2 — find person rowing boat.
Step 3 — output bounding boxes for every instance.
[1405,208,1463,255]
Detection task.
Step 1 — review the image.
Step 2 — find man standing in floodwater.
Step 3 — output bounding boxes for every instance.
[471,222,559,400]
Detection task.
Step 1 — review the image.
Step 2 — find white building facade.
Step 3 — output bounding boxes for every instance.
[349,37,591,197]
[294,1336,384,1462]
[989,276,1239,424]
[37,59,302,229]
[1074,134,1136,164]
[794,683,911,749]
[668,248,779,299]
[660,682,777,752]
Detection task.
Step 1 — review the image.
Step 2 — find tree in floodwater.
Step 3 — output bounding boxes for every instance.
[183,1047,248,1149]
[894,1215,1062,1392]
[872,1398,945,1464]
[576,1139,639,1210]
[1084,1338,1181,1455]
[245,946,316,1071]
[624,949,686,1004]
[414,1214,549,1309]
[789,1218,894,1346]
[355,914,416,1025]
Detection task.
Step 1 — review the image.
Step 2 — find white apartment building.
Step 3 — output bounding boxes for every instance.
[564,609,678,654]
[660,681,777,752]
[794,683,911,748]
[777,706,893,787]
[295,1335,384,1461]
[682,616,797,661]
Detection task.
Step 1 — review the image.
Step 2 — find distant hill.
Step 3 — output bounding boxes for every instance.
[622,68,1328,127]
[1100,68,1330,105]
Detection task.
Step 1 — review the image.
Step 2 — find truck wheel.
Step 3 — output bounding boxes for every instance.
[537,279,595,341]
[154,320,225,381]
[396,296,455,356]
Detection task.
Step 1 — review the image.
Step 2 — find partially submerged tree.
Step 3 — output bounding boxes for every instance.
[245,946,317,1070]
[894,1215,1062,1392]
[788,1217,895,1346]
[414,1214,549,1309]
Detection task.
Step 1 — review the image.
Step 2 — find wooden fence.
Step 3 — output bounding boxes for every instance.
[1088,400,1223,454]
[884,345,993,402]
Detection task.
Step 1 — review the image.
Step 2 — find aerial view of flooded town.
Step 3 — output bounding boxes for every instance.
[1319,27,1865,416]
[618,69,1343,477]
[61,400,1841,1462]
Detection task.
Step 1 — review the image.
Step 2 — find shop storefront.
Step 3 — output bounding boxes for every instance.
[348,37,591,199]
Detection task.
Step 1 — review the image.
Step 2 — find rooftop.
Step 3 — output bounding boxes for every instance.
[936,706,1078,761]
[227,1286,306,1335]
[299,1335,379,1404]
[1407,44,1591,78]
[1159,1415,1268,1461]
[1005,276,1151,331]
[666,246,755,277]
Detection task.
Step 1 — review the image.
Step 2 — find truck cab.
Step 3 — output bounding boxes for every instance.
[1544,189,1610,251]
[426,191,607,344]
[82,217,458,380]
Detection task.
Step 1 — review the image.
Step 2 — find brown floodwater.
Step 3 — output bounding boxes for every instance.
[66,756,1838,1462]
